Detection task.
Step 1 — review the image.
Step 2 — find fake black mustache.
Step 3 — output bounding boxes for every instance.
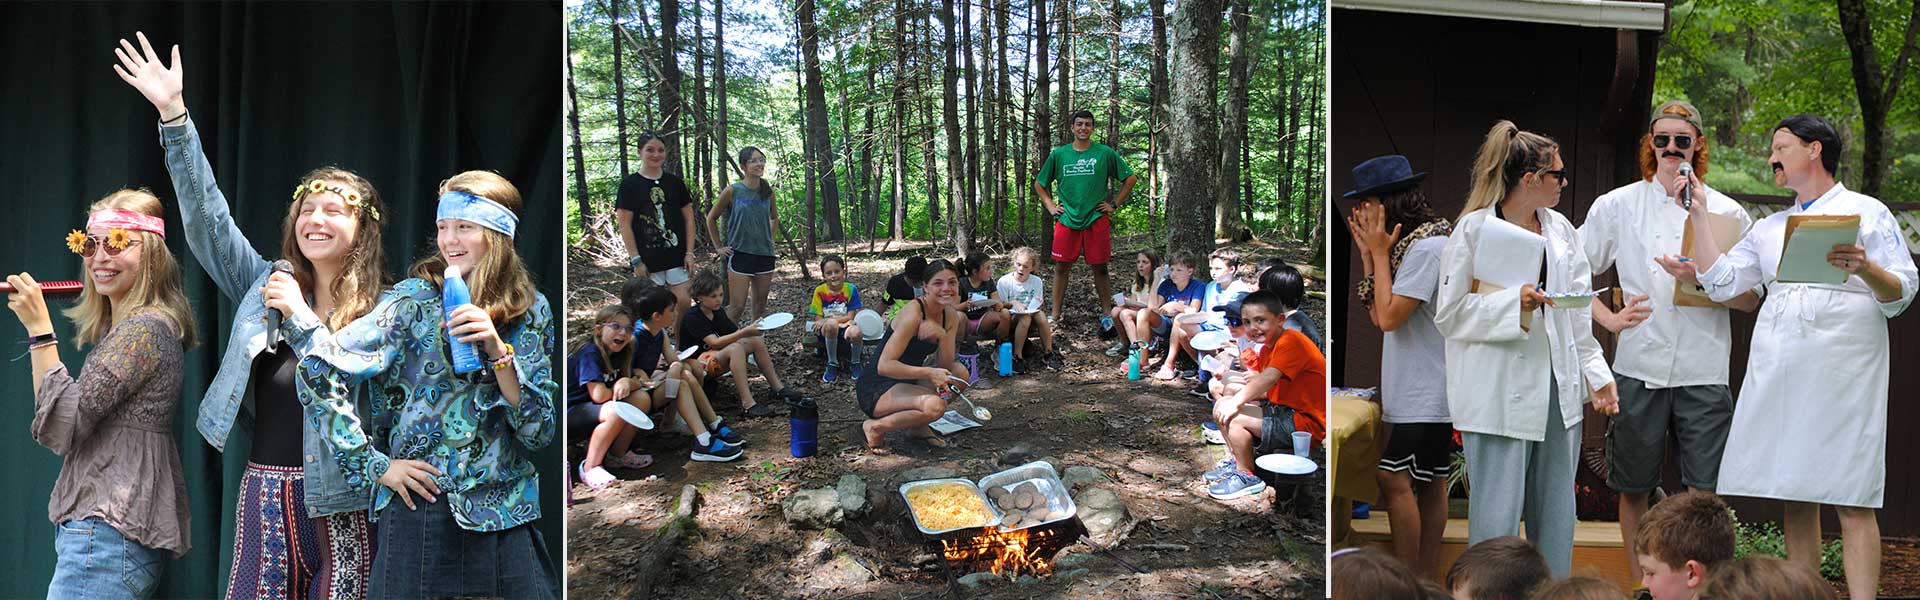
[1773,162,1785,172]
[1663,151,1686,160]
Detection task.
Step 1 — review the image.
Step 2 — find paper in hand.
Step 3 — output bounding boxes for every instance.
[1474,216,1547,289]
[1777,214,1860,285]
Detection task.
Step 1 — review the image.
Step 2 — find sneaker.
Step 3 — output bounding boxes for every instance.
[847,364,862,381]
[1097,316,1117,339]
[1105,341,1129,357]
[1202,421,1226,445]
[579,464,617,490]
[1203,457,1238,483]
[1188,380,1212,399]
[822,366,839,383]
[1178,369,1199,381]
[690,438,744,462]
[772,387,805,402]
[713,424,744,446]
[1207,471,1268,500]
[743,403,776,418]
[1043,352,1064,372]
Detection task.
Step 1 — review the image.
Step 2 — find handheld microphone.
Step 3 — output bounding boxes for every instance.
[1676,162,1694,210]
[267,260,295,350]
[0,281,85,296]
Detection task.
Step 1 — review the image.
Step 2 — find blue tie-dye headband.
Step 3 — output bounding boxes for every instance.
[436,191,518,238]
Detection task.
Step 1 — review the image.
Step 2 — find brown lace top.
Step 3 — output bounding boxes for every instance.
[33,311,191,556]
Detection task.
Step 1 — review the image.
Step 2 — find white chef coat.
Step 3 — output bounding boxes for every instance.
[1580,178,1753,388]
[1435,207,1615,442]
[1698,182,1916,508]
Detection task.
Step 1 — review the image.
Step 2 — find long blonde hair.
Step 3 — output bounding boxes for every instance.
[408,171,538,328]
[283,167,389,331]
[64,189,197,348]
[1460,120,1561,222]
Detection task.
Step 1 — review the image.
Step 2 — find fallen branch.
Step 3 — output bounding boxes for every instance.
[632,485,701,598]
[1131,543,1191,552]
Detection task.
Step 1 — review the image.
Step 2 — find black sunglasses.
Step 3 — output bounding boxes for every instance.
[1542,169,1568,184]
[1652,134,1693,150]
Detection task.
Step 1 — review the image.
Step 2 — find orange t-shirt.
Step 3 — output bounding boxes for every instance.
[1251,329,1326,441]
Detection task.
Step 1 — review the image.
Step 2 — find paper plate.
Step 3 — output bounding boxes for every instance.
[1191,330,1232,352]
[854,309,886,339]
[1255,453,1316,476]
[1010,306,1040,315]
[1174,312,1211,325]
[607,402,655,430]
[756,312,796,331]
[1545,292,1599,309]
[676,346,700,361]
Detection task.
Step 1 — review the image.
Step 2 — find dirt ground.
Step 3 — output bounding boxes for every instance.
[563,237,1326,599]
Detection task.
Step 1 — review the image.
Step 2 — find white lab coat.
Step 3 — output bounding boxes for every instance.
[1435,208,1615,441]
[1698,182,1916,508]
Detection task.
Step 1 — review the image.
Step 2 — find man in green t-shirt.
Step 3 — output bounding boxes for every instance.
[1034,109,1139,328]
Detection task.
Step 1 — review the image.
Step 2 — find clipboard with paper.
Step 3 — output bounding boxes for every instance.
[1470,216,1547,294]
[1673,212,1746,307]
[1776,214,1860,284]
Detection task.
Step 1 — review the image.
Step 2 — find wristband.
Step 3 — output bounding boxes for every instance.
[489,342,516,371]
[628,256,646,269]
[26,331,56,346]
[161,109,188,125]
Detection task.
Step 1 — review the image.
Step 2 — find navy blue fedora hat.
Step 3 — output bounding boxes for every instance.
[1343,155,1428,199]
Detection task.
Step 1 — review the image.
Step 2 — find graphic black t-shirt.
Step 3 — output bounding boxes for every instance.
[678,306,738,353]
[615,171,693,272]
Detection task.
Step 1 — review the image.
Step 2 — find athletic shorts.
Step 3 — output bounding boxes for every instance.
[1051,214,1112,265]
[1605,375,1732,493]
[1257,403,1290,454]
[648,267,691,286]
[729,252,777,276]
[1378,422,1456,483]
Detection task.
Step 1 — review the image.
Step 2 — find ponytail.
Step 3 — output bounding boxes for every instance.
[1460,120,1559,222]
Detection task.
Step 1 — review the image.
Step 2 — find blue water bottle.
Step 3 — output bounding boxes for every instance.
[443,266,485,374]
[998,341,1013,377]
[1126,354,1141,380]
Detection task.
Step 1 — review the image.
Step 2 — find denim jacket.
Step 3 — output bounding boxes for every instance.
[297,280,557,532]
[161,118,371,517]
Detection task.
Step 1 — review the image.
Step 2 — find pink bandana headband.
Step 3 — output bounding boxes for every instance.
[86,209,166,239]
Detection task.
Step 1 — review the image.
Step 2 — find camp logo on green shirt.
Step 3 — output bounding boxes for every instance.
[1036,142,1134,230]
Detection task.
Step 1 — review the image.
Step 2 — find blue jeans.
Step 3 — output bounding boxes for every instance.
[48,518,168,599]
[369,500,556,600]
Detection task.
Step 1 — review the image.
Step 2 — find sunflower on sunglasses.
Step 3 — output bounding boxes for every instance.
[66,228,140,257]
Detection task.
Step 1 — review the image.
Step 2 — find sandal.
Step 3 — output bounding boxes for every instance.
[578,465,617,490]
[1153,368,1177,381]
[608,452,654,470]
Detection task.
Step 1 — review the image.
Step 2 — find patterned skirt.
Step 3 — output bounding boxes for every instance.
[225,463,373,600]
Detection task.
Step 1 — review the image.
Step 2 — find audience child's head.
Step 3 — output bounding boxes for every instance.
[1009,247,1038,279]
[1448,536,1550,600]
[1259,261,1305,313]
[1239,290,1286,345]
[1527,577,1628,600]
[958,250,993,283]
[821,255,847,286]
[1207,247,1242,286]
[620,275,658,314]
[1133,248,1163,290]
[689,271,725,312]
[1331,548,1424,600]
[591,304,636,376]
[631,285,680,331]
[903,255,928,284]
[1694,555,1830,600]
[1167,250,1198,285]
[1635,491,1735,600]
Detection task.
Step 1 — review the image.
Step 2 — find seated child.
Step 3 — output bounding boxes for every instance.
[956,250,1011,347]
[996,246,1061,372]
[1258,258,1323,348]
[628,285,745,462]
[1146,250,1205,361]
[882,255,928,319]
[1634,491,1734,600]
[1694,556,1830,600]
[568,305,652,489]
[1527,577,1629,600]
[1446,536,1551,600]
[1107,248,1166,357]
[809,255,865,382]
[1331,547,1425,599]
[1201,289,1326,501]
[680,271,803,418]
[1157,247,1255,381]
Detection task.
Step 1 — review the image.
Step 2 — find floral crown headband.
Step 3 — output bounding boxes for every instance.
[292,179,381,221]
[66,209,166,255]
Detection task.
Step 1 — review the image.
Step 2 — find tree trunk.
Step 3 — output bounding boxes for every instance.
[1056,0,1073,144]
[567,47,591,227]
[692,0,709,226]
[660,0,683,175]
[994,0,1012,243]
[1836,0,1919,197]
[863,45,879,245]
[1034,0,1053,252]
[962,0,980,239]
[798,0,844,240]
[1108,0,1122,146]
[614,0,630,178]
[891,0,909,242]
[837,38,857,240]
[1149,0,1169,239]
[1167,0,1223,260]
[715,0,731,183]
[796,52,818,257]
[1217,0,1250,240]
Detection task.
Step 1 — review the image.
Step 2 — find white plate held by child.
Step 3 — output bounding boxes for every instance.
[1191,330,1233,352]
[756,312,796,330]
[1255,453,1315,476]
[854,309,886,340]
[676,346,700,361]
[608,402,655,430]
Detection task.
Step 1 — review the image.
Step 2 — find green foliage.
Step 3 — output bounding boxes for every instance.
[1729,509,1844,581]
[1656,0,1920,201]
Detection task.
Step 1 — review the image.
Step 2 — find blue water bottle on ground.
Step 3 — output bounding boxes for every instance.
[1127,354,1141,380]
[443,266,484,374]
[998,341,1013,377]
[788,395,819,457]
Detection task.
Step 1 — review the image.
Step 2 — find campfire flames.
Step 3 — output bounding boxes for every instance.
[940,526,1060,578]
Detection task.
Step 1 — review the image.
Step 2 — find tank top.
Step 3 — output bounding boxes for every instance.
[725,181,777,256]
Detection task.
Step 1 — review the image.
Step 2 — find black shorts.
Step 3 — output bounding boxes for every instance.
[1605,375,1732,493]
[1257,403,1292,454]
[729,252,777,276]
[1378,422,1455,483]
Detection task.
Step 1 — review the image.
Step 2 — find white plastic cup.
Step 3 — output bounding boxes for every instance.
[1292,431,1312,458]
[663,377,683,398]
[1112,293,1127,307]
